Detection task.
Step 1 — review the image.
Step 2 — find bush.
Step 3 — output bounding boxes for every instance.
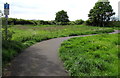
[48,20,56,25]
[85,19,93,26]
[68,21,75,25]
[4,18,36,25]
[108,21,120,27]
[74,19,84,25]
[55,22,69,25]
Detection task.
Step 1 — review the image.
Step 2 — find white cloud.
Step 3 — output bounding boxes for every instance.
[0,0,119,21]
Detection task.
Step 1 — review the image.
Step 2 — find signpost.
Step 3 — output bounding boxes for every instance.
[4,3,9,40]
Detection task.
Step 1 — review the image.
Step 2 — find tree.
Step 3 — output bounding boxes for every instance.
[55,10,69,25]
[88,0,115,26]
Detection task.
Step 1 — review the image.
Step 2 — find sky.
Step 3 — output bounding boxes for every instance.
[0,0,119,21]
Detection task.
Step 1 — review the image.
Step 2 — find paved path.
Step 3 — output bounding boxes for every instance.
[5,30,119,76]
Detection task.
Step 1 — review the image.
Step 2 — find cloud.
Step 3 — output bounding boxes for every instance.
[0,0,119,21]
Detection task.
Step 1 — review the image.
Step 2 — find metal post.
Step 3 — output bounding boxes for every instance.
[5,15,8,40]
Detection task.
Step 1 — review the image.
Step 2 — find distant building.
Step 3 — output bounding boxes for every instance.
[118,1,120,21]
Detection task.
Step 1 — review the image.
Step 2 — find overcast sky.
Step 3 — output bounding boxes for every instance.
[0,0,119,21]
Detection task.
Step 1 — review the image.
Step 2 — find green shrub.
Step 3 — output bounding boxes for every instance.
[74,19,84,25]
[55,22,69,25]
[68,21,75,25]
[108,21,120,27]
[85,19,93,26]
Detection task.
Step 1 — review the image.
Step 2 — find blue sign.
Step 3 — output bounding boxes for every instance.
[4,3,9,9]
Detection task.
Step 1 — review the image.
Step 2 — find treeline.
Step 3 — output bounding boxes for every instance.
[2,17,120,27]
[2,17,85,25]
[1,1,120,27]
[2,18,37,25]
[2,1,120,27]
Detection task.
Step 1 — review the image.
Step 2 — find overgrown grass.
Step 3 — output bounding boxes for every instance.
[11,25,114,43]
[59,33,119,76]
[2,40,25,66]
[3,25,115,65]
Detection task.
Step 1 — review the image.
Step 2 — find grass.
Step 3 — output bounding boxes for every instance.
[11,25,114,42]
[2,25,115,65]
[2,40,25,65]
[59,33,119,76]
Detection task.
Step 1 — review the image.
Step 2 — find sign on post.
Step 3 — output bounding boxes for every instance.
[4,3,9,15]
[4,3,10,40]
[4,9,9,15]
[4,3,9,9]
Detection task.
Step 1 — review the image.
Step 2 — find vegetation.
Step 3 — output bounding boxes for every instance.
[2,1,119,72]
[2,25,114,65]
[74,19,84,25]
[108,21,120,27]
[55,10,69,25]
[59,33,119,76]
[88,1,115,26]
[69,19,84,25]
[2,40,24,64]
[2,17,120,27]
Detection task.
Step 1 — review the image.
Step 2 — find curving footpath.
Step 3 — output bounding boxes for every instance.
[4,30,119,76]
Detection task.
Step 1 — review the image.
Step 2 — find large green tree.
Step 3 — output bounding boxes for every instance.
[55,10,69,25]
[88,0,115,26]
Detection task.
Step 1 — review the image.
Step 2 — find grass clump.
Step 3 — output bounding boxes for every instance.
[59,33,119,76]
[2,40,25,65]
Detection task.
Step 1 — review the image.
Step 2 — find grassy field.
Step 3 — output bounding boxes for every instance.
[11,25,114,42]
[59,33,119,76]
[2,25,115,65]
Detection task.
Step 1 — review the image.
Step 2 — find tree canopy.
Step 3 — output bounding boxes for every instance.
[88,0,115,26]
[55,10,69,25]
